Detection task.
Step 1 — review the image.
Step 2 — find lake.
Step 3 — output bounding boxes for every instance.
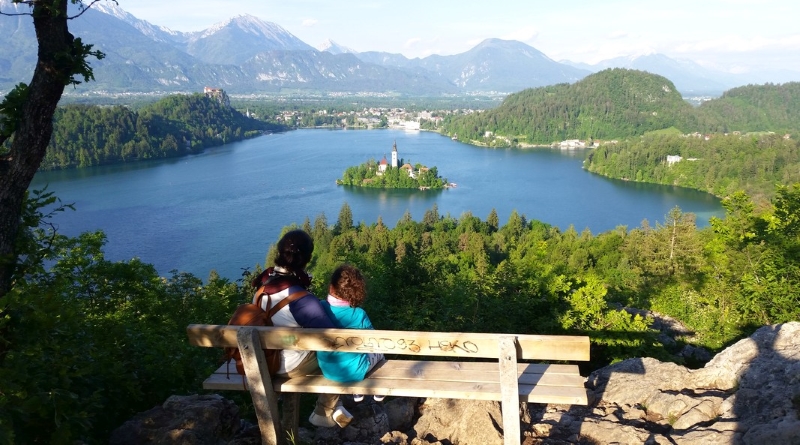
[31,129,723,281]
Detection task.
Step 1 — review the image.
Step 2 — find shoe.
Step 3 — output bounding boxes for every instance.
[308,411,337,428]
[373,395,385,402]
[332,406,353,428]
[353,394,364,402]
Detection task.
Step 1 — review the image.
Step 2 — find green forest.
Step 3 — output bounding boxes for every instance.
[439,69,800,147]
[337,159,448,189]
[2,183,798,443]
[584,130,800,203]
[440,69,696,145]
[40,94,283,170]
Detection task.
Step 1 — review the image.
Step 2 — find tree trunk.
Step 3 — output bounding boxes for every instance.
[0,0,72,297]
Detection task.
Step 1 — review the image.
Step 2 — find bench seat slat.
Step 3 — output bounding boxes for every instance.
[383,360,581,375]
[203,373,587,405]
[203,360,587,405]
[365,361,585,387]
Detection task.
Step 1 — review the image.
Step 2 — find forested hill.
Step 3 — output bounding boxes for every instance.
[441,69,696,145]
[585,130,800,202]
[440,69,800,146]
[41,94,283,170]
[694,82,800,135]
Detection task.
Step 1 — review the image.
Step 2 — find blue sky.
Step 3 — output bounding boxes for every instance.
[120,0,800,74]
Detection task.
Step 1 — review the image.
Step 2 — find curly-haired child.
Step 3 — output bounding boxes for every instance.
[317,264,385,402]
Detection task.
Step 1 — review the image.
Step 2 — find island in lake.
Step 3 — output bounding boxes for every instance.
[337,141,453,190]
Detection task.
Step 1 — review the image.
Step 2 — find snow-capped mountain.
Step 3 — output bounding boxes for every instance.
[317,39,357,55]
[91,1,180,43]
[173,14,314,65]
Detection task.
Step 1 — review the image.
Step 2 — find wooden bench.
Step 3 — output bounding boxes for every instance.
[187,324,590,445]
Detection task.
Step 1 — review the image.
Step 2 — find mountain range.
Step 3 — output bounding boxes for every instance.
[0,0,797,97]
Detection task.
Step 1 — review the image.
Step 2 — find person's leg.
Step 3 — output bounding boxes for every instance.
[365,353,386,401]
[287,352,351,427]
[353,353,385,402]
[365,352,385,371]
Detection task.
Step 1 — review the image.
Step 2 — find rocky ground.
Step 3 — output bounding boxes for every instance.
[110,322,800,444]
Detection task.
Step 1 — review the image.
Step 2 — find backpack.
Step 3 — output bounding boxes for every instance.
[223,286,308,377]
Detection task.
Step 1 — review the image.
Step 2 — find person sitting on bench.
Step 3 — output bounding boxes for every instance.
[251,230,353,428]
[317,264,385,402]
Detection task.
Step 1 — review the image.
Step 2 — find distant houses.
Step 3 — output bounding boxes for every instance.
[559,139,587,149]
[666,154,700,166]
[667,155,683,166]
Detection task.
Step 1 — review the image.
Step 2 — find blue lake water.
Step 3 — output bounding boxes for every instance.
[31,129,723,281]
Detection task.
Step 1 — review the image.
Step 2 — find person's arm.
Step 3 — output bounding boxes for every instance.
[290,295,337,328]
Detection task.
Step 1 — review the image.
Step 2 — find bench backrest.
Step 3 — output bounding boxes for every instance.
[186,324,590,361]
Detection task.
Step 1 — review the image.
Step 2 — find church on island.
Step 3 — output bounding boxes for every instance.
[378,141,400,173]
[377,141,430,179]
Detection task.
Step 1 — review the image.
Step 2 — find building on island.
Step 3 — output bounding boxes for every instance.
[391,140,399,168]
[378,141,400,175]
[401,163,414,178]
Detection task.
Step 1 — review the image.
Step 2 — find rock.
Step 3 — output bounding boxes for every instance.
[742,417,800,444]
[109,394,240,445]
[312,399,391,445]
[583,322,800,444]
[678,344,712,363]
[671,398,719,430]
[384,397,418,431]
[577,417,671,444]
[621,406,646,421]
[413,398,530,445]
[673,428,740,444]
[380,430,410,444]
[587,357,690,404]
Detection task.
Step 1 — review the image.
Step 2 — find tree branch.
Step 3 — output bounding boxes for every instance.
[0,1,32,17]
[67,0,106,20]
[1,1,117,19]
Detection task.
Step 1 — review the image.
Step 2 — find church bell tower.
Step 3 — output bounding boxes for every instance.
[391,141,399,168]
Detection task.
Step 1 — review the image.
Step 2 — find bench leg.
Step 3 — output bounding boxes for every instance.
[281,393,300,442]
[499,335,521,445]
[238,327,284,445]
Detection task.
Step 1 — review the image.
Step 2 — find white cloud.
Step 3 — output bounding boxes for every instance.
[501,26,539,43]
[301,18,318,27]
[404,37,422,49]
[674,34,800,54]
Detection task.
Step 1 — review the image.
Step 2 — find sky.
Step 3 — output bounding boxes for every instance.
[119,0,800,74]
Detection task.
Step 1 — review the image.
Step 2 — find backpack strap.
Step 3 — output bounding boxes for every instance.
[265,289,309,318]
[225,289,309,383]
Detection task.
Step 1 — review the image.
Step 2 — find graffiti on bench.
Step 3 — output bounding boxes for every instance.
[326,335,480,355]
